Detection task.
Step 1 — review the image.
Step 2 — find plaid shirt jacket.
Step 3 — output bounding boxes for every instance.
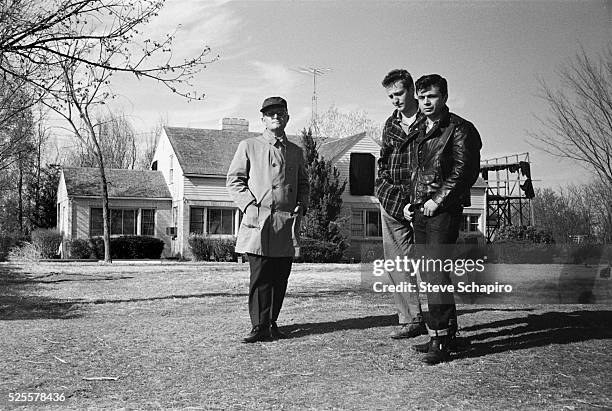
[375,110,425,223]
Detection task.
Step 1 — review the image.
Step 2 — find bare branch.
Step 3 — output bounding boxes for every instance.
[529,45,612,188]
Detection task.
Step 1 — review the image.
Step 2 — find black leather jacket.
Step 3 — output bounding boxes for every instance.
[411,108,482,210]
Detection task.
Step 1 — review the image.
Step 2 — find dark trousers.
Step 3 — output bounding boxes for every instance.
[247,254,293,327]
[413,207,462,333]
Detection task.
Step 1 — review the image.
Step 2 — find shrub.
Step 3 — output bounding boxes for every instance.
[7,241,41,262]
[188,234,212,261]
[31,228,62,259]
[89,237,105,260]
[211,238,238,262]
[69,239,93,259]
[117,235,165,259]
[495,225,555,244]
[0,233,28,262]
[299,238,346,263]
[188,235,237,261]
[88,236,165,259]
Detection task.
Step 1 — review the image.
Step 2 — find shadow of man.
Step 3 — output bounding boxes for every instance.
[455,310,612,359]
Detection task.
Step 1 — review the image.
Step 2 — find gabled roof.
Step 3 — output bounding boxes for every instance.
[164,127,256,176]
[164,126,330,176]
[473,176,488,188]
[318,132,367,163]
[62,167,171,199]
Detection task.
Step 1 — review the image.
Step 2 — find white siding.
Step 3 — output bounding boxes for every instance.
[56,173,70,240]
[69,198,173,257]
[152,129,184,199]
[328,135,381,204]
[183,176,232,201]
[152,129,186,256]
[57,173,68,203]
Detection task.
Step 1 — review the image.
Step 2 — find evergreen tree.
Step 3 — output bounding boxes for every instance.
[299,128,348,259]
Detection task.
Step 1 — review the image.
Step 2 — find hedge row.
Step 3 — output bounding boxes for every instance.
[188,235,238,262]
[187,235,348,263]
[69,236,165,259]
[297,238,346,263]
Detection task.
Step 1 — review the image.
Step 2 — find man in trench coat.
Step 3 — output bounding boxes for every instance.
[226,96,309,343]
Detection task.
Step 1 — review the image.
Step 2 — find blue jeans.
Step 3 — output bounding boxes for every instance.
[380,207,422,324]
[413,207,462,335]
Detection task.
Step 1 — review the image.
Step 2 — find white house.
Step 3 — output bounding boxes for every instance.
[56,167,173,257]
[57,118,487,261]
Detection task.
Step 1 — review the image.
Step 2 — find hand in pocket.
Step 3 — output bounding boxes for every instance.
[244,203,259,228]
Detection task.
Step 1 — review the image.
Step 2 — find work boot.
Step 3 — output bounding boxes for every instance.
[421,336,450,365]
[413,319,470,353]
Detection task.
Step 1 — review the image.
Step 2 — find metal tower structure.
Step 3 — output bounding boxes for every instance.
[293,67,332,136]
[480,152,535,242]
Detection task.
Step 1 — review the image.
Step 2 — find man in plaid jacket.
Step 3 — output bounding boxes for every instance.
[375,69,427,340]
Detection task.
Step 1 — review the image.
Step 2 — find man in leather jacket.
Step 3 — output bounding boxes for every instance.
[410,74,482,365]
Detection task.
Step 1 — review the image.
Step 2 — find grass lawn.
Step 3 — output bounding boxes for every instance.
[0,261,611,410]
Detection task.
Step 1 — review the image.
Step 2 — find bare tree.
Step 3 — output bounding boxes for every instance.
[0,77,35,171]
[317,104,382,144]
[533,184,612,244]
[530,46,612,188]
[0,0,215,261]
[135,114,166,170]
[66,111,137,169]
[585,181,612,244]
[0,0,212,100]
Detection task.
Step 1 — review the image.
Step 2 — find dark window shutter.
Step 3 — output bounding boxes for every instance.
[350,153,375,195]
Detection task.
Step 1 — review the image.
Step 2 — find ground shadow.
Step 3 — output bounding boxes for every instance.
[283,314,398,337]
[455,309,612,359]
[0,264,84,321]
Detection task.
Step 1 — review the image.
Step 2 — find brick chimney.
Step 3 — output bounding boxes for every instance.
[220,118,249,132]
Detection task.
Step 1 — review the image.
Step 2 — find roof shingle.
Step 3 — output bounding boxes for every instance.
[318,132,367,163]
[164,126,322,176]
[62,168,171,198]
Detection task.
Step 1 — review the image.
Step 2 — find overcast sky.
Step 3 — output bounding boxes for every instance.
[59,0,611,189]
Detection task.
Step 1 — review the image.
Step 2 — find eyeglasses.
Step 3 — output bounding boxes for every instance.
[263,109,287,118]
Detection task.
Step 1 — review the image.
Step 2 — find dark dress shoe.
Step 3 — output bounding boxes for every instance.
[421,337,450,365]
[390,321,427,339]
[243,326,272,343]
[270,321,288,339]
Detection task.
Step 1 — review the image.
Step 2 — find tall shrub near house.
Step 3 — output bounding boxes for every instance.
[31,228,62,259]
[299,129,348,262]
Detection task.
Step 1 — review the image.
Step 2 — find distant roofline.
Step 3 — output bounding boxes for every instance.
[67,195,172,200]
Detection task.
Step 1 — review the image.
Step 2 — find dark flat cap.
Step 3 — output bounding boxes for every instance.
[260,96,288,113]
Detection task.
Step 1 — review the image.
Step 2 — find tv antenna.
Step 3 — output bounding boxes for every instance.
[293,66,332,136]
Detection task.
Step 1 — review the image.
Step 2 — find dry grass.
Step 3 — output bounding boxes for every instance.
[0,261,610,410]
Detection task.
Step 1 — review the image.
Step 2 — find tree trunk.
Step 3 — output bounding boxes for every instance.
[86,117,112,263]
[100,167,111,262]
[18,165,23,234]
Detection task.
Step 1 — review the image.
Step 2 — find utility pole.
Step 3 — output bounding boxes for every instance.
[293,66,332,136]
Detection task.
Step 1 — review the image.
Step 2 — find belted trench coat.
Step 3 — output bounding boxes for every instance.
[226,134,309,257]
